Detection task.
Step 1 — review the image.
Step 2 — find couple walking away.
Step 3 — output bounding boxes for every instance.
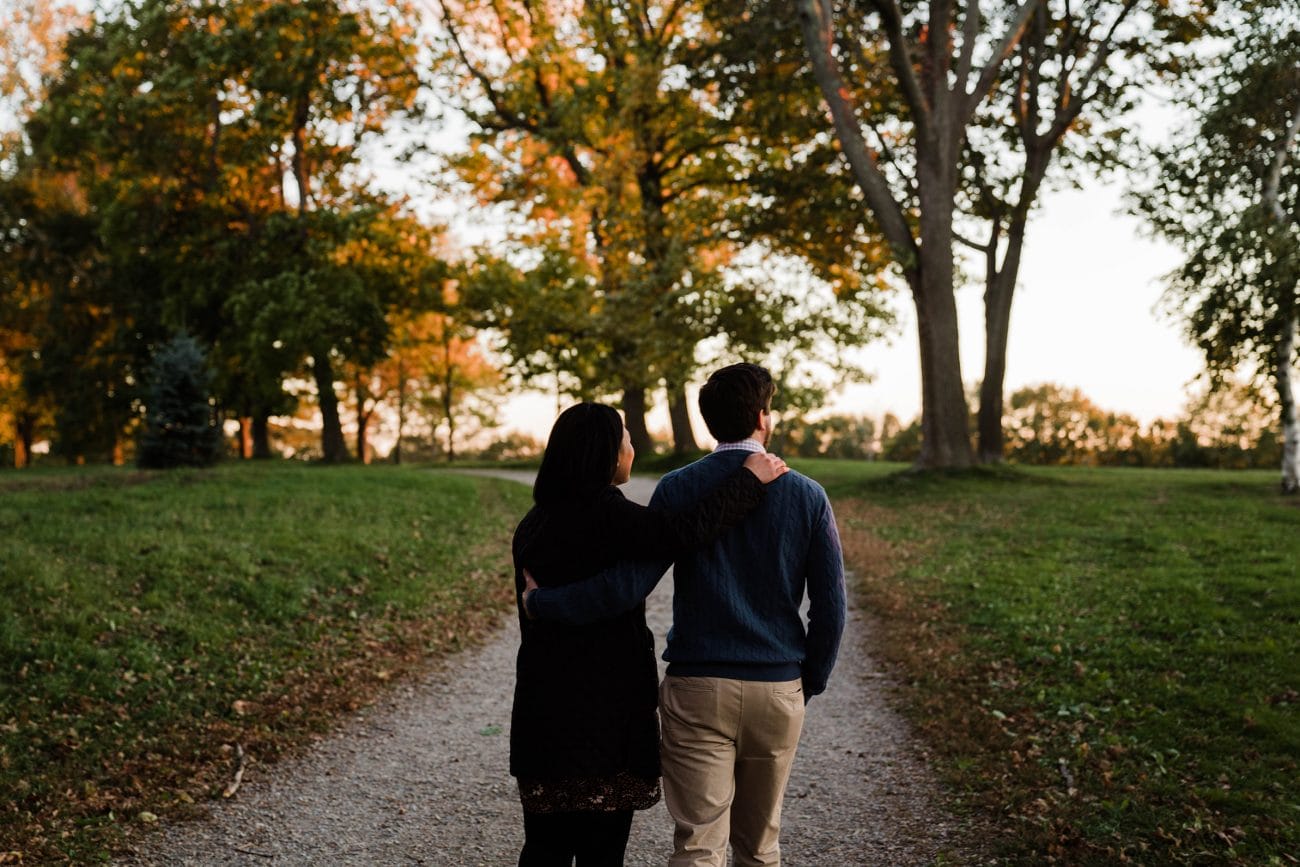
[509,363,848,867]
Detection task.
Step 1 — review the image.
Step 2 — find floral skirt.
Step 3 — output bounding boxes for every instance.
[518,771,661,814]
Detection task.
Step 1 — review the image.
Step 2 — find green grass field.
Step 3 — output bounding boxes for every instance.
[0,463,530,862]
[795,460,1300,865]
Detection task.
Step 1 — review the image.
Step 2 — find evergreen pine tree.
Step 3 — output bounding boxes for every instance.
[138,334,222,468]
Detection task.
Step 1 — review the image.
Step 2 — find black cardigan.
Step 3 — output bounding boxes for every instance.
[509,468,766,782]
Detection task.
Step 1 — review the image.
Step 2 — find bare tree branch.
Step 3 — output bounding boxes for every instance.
[1049,0,1139,140]
[1264,92,1300,224]
[954,230,992,253]
[867,0,932,137]
[437,0,538,134]
[865,118,920,206]
[964,0,1046,123]
[954,0,983,92]
[797,0,919,271]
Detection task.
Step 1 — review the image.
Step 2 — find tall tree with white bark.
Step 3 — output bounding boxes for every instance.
[1132,3,1300,492]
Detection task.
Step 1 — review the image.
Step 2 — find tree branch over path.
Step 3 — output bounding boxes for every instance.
[796,0,919,272]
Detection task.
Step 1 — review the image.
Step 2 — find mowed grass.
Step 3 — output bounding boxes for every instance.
[0,463,530,862]
[796,459,1300,865]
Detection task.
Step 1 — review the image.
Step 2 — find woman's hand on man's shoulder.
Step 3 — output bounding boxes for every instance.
[743,452,789,484]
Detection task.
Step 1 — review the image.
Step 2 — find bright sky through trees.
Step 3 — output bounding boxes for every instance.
[838,181,1203,423]
[490,177,1204,442]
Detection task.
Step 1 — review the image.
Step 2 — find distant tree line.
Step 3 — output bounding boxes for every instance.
[778,381,1284,469]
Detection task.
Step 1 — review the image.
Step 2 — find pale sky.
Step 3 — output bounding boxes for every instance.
[830,181,1204,424]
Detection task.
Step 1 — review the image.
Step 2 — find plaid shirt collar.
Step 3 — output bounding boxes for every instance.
[712,438,766,455]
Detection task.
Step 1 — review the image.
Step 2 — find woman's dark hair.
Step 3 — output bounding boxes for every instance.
[532,402,624,506]
[698,363,775,443]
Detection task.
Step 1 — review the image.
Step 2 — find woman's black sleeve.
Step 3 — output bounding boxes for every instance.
[606,467,767,559]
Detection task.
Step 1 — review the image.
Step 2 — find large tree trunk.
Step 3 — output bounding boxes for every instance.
[312,353,349,462]
[976,222,1037,465]
[914,165,974,469]
[1264,98,1300,493]
[977,271,1013,465]
[914,283,973,468]
[237,416,253,459]
[394,358,407,466]
[976,155,1049,464]
[667,383,697,453]
[622,385,653,455]
[14,414,34,469]
[251,410,272,459]
[1278,315,1299,494]
[357,413,372,464]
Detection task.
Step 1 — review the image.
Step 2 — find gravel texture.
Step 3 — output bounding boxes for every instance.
[120,472,979,866]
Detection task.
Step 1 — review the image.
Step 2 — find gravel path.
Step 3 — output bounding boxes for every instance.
[121,472,977,866]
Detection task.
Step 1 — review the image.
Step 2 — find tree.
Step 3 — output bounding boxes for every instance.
[1180,377,1282,469]
[997,381,1282,467]
[349,287,501,464]
[233,0,426,460]
[779,414,879,459]
[1133,3,1300,490]
[433,0,735,453]
[0,0,83,164]
[23,0,432,462]
[1002,383,1113,464]
[0,0,84,466]
[794,0,1212,467]
[137,333,222,468]
[434,0,888,454]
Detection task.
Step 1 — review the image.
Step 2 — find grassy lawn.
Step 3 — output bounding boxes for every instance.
[0,462,530,863]
[796,460,1300,865]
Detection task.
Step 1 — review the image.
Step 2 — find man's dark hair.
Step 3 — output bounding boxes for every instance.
[533,402,624,506]
[698,363,775,443]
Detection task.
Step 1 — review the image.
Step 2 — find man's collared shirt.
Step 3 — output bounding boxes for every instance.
[713,438,765,455]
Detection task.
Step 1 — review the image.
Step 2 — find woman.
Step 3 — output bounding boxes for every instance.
[510,402,786,866]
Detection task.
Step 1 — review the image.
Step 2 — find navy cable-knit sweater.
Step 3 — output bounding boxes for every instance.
[529,450,847,698]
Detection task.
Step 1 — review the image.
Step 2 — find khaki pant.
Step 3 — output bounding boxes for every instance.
[659,675,806,867]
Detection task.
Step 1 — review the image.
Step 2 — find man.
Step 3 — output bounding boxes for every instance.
[523,362,847,867]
